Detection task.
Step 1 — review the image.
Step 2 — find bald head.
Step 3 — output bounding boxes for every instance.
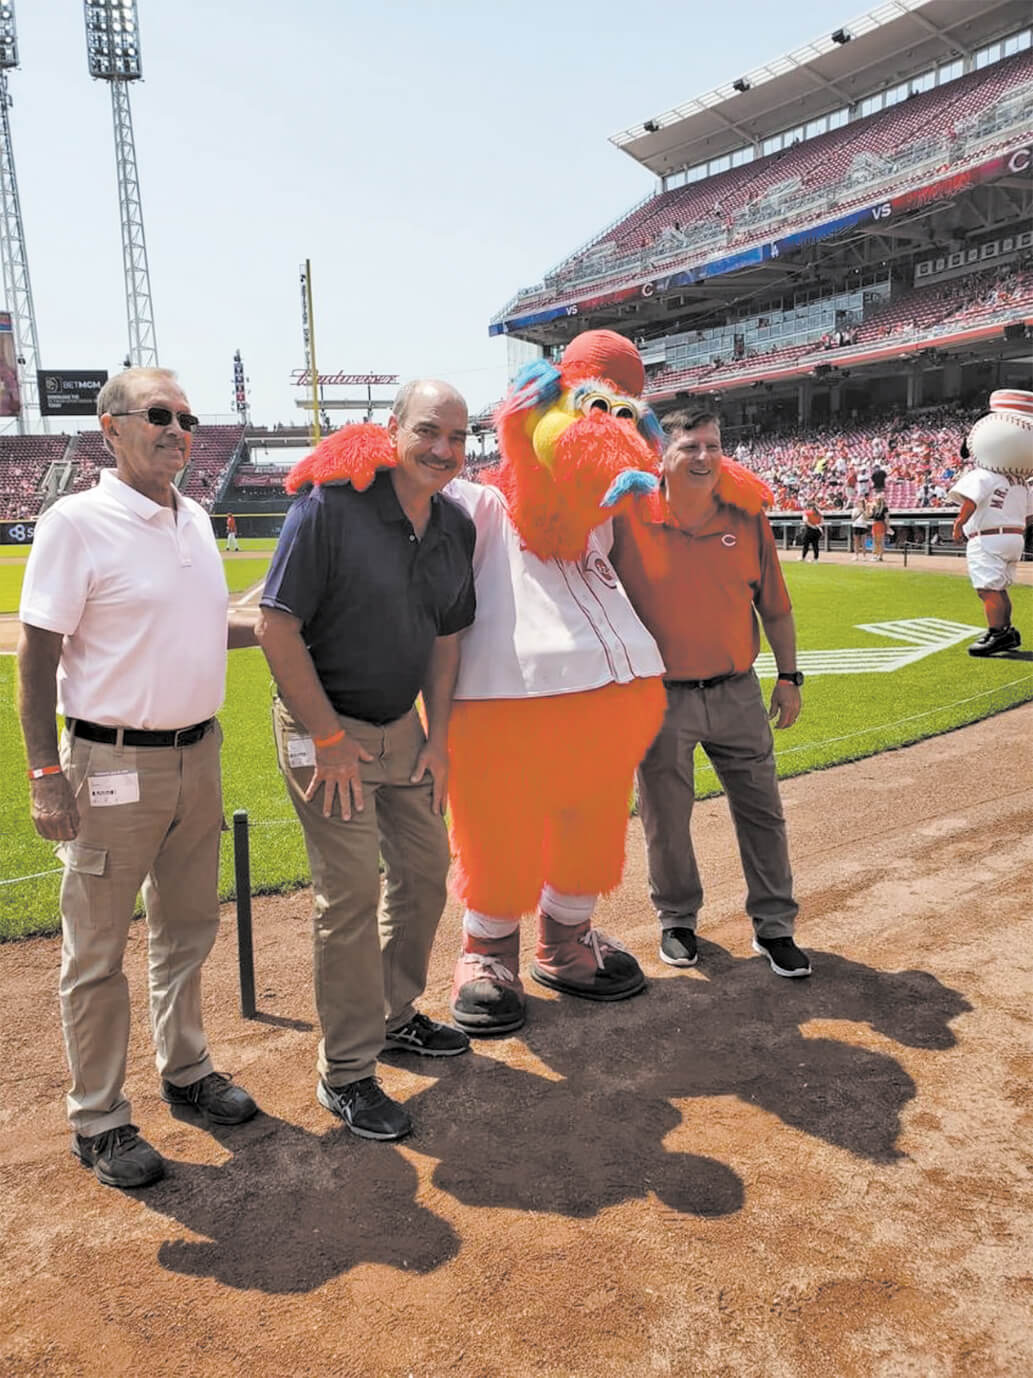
[391,378,467,426]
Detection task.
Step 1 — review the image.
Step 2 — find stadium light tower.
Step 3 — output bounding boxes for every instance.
[0,2,47,433]
[83,0,158,367]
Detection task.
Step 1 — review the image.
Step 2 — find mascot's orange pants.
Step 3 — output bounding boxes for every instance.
[448,677,667,918]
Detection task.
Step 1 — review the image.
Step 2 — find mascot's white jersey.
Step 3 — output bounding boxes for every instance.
[948,468,1033,538]
[445,478,665,700]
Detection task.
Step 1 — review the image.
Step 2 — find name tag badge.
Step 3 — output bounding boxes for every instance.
[88,771,140,807]
[287,735,316,768]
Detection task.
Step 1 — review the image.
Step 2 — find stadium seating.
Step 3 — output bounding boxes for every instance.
[12,425,247,517]
[0,435,76,520]
[505,51,1033,313]
[641,257,1033,397]
[178,425,245,508]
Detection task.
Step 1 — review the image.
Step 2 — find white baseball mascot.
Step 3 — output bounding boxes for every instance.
[948,389,1033,657]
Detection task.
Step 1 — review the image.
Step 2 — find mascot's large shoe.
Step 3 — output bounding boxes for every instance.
[450,931,526,1036]
[531,914,646,1002]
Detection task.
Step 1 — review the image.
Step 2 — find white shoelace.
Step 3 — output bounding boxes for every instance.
[579,928,628,969]
[468,954,515,983]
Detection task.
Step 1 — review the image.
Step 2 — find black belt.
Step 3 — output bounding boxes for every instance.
[664,672,741,691]
[67,717,214,748]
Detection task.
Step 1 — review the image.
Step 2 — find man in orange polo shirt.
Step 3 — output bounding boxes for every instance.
[610,409,811,978]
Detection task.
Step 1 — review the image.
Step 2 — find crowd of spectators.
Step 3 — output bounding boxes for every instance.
[733,404,982,512]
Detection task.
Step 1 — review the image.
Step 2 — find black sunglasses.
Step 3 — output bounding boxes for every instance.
[110,406,200,432]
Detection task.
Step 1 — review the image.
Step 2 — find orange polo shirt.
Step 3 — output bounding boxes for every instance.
[611,491,792,680]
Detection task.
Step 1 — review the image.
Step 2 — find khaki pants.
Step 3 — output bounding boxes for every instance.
[636,671,798,940]
[58,724,223,1137]
[272,699,450,1088]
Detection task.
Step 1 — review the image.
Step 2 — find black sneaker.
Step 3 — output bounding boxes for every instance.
[72,1123,165,1189]
[659,927,698,967]
[969,626,1021,657]
[752,935,812,978]
[317,1076,412,1141]
[161,1071,258,1125]
[383,1012,470,1057]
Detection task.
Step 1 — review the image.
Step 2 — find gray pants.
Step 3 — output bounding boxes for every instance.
[636,671,798,940]
[273,699,450,1088]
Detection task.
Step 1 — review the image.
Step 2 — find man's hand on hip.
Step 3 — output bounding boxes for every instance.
[306,734,374,821]
[768,681,801,730]
[410,738,449,814]
[30,774,80,841]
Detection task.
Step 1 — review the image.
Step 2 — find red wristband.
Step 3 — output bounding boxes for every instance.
[314,728,346,749]
[28,764,62,780]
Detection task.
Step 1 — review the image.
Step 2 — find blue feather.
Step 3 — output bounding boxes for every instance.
[600,469,660,508]
[639,407,665,454]
[507,359,563,413]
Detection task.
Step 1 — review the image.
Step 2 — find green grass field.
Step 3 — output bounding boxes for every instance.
[0,553,269,612]
[1,563,1029,940]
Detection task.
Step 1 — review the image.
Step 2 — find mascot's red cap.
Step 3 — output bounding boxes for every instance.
[561,330,645,398]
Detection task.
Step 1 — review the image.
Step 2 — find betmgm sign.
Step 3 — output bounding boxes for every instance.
[36,370,109,418]
[1,520,36,545]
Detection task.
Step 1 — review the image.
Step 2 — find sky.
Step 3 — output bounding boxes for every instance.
[10,0,840,426]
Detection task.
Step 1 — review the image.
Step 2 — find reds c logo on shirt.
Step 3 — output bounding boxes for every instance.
[721,533,737,548]
[585,552,618,588]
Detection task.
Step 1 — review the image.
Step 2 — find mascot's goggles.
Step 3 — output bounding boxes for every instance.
[526,380,660,471]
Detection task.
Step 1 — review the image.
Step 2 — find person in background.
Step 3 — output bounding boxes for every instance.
[869,490,889,562]
[801,502,823,561]
[225,512,238,551]
[949,390,1033,657]
[851,494,871,561]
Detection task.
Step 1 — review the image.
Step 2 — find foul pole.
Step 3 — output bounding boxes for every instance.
[300,259,321,449]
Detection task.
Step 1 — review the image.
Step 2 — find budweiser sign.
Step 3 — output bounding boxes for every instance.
[291,370,399,387]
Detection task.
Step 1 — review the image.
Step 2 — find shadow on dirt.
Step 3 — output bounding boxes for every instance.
[415,945,970,1212]
[150,1111,460,1291]
[149,945,968,1292]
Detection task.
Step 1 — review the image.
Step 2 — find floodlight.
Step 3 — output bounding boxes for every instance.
[84,0,142,81]
[82,0,156,365]
[643,119,660,133]
[732,78,751,93]
[831,28,852,45]
[0,2,17,69]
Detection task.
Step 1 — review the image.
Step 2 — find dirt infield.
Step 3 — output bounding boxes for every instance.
[1,703,1031,1377]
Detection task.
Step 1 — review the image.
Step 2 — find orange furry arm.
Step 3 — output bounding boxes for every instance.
[285,423,396,494]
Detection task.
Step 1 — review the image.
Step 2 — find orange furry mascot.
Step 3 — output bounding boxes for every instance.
[285,330,765,1035]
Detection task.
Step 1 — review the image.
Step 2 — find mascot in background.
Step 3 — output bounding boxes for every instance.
[948,389,1033,657]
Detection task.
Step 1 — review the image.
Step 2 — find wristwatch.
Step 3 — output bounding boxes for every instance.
[778,671,805,686]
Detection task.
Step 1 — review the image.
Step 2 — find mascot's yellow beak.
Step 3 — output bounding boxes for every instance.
[531,407,579,471]
[527,381,646,472]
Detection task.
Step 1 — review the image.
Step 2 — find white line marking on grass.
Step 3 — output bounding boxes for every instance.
[756,618,985,677]
[0,867,63,886]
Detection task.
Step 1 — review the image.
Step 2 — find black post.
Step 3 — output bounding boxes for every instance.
[233,809,257,1019]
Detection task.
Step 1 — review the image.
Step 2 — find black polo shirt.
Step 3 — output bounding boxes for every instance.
[261,471,476,724]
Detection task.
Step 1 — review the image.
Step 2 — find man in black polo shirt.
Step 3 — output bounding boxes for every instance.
[256,380,476,1142]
